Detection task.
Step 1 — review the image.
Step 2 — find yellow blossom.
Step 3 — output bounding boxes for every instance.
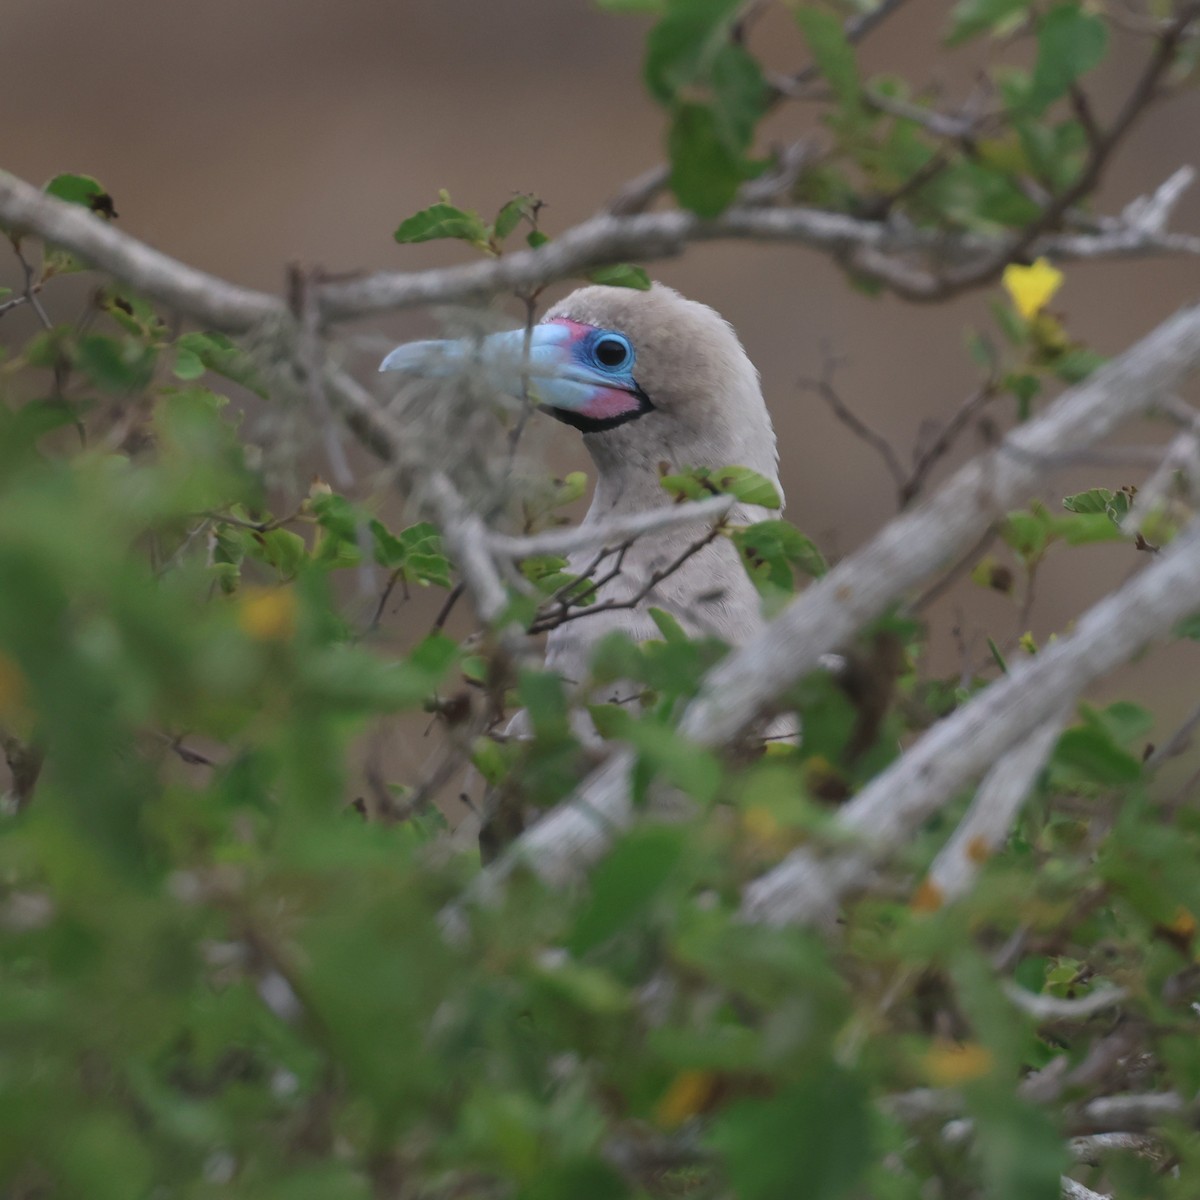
[655,1070,717,1128]
[741,805,781,844]
[910,878,943,914]
[237,587,297,641]
[922,1040,994,1086]
[1166,906,1196,940]
[1002,258,1064,320]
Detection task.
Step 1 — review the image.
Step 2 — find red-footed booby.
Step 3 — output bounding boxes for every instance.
[380,283,783,693]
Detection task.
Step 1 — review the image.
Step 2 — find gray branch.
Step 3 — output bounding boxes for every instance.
[743,517,1200,926]
[1002,982,1128,1022]
[487,495,735,560]
[2,165,1196,331]
[479,297,1200,898]
[925,712,1067,906]
[0,169,281,333]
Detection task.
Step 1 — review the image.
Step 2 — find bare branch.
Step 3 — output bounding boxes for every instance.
[743,518,1200,926]
[924,712,1066,906]
[323,368,519,637]
[0,170,281,332]
[1068,1132,1163,1165]
[1002,982,1127,1022]
[1076,1091,1190,1132]
[3,160,1197,333]
[488,495,734,560]
[800,361,908,497]
[475,298,1200,897]
[527,523,723,636]
[1060,1178,1112,1200]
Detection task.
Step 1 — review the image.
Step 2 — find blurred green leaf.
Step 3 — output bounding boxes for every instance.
[948,0,1033,44]
[708,1068,871,1200]
[660,464,781,508]
[793,8,860,108]
[1028,4,1109,114]
[493,193,538,241]
[1053,724,1143,786]
[586,263,652,290]
[668,101,745,217]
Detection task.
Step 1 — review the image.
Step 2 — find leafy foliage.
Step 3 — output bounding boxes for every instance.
[3,1,1200,1196]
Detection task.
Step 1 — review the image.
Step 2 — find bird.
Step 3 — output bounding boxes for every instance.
[380,283,784,692]
[381,283,790,853]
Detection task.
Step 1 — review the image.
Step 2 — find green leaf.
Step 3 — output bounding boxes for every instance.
[1176,611,1200,640]
[647,0,767,216]
[597,703,723,802]
[668,101,744,217]
[174,331,265,397]
[972,1094,1067,1200]
[659,464,781,508]
[493,194,537,241]
[74,334,157,392]
[948,0,1033,44]
[518,670,572,741]
[44,172,117,218]
[1079,700,1153,746]
[1062,487,1130,528]
[586,263,651,290]
[1052,511,1125,545]
[1054,725,1143,786]
[645,0,744,103]
[1001,508,1050,561]
[1051,348,1106,383]
[708,1069,871,1200]
[256,528,308,576]
[394,198,491,249]
[1028,4,1109,114]
[792,8,861,108]
[172,347,206,381]
[40,175,117,277]
[567,826,686,954]
[527,229,550,249]
[648,606,689,644]
[734,520,827,598]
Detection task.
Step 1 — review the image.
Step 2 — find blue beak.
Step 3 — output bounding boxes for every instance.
[379,322,648,427]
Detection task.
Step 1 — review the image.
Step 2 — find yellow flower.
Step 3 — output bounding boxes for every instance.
[237,586,297,641]
[1166,906,1196,940]
[655,1070,717,1128]
[910,878,943,913]
[741,805,781,844]
[922,1040,994,1086]
[1002,258,1064,320]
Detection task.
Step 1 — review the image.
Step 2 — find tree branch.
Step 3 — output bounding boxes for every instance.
[487,495,734,560]
[742,518,1200,927]
[3,165,1196,334]
[470,297,1200,898]
[923,711,1067,906]
[0,170,281,333]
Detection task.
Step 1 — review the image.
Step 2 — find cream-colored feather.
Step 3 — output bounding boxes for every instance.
[538,284,782,692]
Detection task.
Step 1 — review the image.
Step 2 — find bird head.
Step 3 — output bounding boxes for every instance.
[380,282,779,493]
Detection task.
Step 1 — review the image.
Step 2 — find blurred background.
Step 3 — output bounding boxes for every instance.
[3,0,1199,789]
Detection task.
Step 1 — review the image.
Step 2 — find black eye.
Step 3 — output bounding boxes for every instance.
[594,335,630,368]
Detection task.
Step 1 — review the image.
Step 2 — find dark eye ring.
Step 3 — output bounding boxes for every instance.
[594,335,630,369]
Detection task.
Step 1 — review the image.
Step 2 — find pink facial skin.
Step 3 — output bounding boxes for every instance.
[541,318,643,421]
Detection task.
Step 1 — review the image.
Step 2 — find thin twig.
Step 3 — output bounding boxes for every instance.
[488,495,735,559]
[801,360,907,497]
[528,526,722,636]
